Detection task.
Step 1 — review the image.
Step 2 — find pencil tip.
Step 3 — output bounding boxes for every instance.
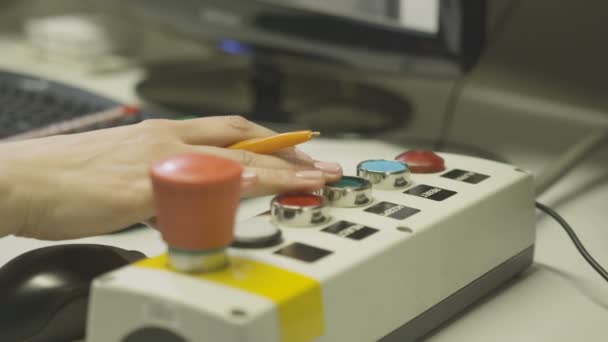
[311,131,321,137]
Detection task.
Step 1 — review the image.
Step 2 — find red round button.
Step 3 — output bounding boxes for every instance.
[277,193,323,207]
[395,150,445,173]
[149,153,243,251]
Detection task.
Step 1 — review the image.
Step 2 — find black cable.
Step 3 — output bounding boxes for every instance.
[435,0,523,151]
[434,77,464,151]
[535,202,608,282]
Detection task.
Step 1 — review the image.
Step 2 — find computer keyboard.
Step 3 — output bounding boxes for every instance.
[0,70,141,140]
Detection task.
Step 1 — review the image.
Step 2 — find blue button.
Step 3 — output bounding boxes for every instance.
[359,160,407,173]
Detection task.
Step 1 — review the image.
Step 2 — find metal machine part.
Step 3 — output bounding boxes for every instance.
[357,159,411,190]
[86,151,536,342]
[322,176,373,207]
[270,193,331,227]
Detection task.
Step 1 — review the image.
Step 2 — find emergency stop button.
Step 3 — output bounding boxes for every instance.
[149,153,242,272]
[395,150,445,173]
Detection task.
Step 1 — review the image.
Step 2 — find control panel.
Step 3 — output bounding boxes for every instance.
[86,149,536,342]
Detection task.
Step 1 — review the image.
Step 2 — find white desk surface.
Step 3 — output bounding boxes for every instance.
[1,37,607,342]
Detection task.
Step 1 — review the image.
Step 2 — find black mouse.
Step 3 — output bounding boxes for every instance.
[0,244,146,342]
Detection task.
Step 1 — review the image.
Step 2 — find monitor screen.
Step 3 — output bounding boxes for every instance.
[258,0,441,34]
[116,0,486,74]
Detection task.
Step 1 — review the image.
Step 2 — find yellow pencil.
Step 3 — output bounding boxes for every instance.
[228,130,320,154]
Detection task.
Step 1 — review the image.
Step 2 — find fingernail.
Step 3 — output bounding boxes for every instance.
[296,169,323,180]
[241,170,257,184]
[314,161,342,174]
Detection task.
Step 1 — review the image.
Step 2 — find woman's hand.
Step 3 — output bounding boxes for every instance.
[0,116,342,240]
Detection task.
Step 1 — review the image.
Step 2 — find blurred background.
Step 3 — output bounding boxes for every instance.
[0,0,607,167]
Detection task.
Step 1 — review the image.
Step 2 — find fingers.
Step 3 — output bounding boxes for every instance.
[170,115,278,146]
[240,167,328,197]
[191,145,296,170]
[187,145,342,179]
[153,116,322,169]
[272,148,315,167]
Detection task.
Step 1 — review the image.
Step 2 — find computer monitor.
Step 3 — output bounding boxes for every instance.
[109,0,487,134]
[117,0,486,75]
